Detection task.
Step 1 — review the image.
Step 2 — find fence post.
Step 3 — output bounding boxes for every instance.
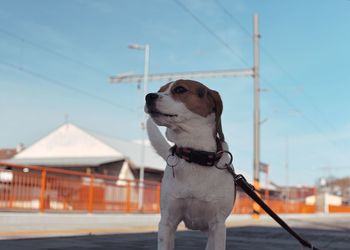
[156,183,161,213]
[88,175,94,213]
[126,180,131,212]
[9,172,15,209]
[39,169,47,212]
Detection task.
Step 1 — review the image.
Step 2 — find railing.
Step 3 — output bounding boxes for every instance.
[329,205,350,213]
[233,193,316,214]
[0,162,160,213]
[2,162,348,214]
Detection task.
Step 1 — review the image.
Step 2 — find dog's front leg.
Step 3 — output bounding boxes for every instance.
[158,218,179,250]
[205,222,226,250]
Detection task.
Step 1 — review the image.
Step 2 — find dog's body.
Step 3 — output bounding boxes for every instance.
[145,80,235,250]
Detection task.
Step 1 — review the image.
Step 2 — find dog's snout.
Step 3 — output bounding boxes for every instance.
[145,93,159,105]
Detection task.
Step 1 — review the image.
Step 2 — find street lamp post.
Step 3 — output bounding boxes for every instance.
[128,44,149,211]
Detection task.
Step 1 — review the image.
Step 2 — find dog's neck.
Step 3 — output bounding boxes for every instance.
[165,114,217,152]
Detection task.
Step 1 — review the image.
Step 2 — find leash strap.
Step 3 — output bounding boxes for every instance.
[232,173,320,250]
[167,143,320,249]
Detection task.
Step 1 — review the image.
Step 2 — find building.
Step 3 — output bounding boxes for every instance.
[4,123,165,182]
[306,193,342,213]
[278,185,316,202]
[0,148,18,160]
[324,177,350,205]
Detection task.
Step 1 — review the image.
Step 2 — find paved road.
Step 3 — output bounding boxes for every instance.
[1,214,349,249]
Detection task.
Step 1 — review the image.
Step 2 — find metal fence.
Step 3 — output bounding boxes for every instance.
[233,193,316,214]
[0,162,160,213]
[0,162,348,214]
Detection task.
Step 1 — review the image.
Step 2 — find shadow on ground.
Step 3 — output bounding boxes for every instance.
[1,226,349,250]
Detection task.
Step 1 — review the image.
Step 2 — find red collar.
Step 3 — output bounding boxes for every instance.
[170,138,223,167]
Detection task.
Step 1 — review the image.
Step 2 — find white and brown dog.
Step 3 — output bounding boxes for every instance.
[145,79,235,250]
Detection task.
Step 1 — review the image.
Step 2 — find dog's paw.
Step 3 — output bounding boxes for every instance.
[146,117,171,160]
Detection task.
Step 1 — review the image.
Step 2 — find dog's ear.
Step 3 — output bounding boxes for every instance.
[207,89,225,142]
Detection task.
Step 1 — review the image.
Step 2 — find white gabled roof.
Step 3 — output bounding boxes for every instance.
[89,132,166,171]
[15,124,123,159]
[8,123,165,170]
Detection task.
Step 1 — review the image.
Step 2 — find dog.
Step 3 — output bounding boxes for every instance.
[145,79,236,250]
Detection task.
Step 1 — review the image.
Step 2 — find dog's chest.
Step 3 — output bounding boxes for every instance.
[161,159,235,230]
[164,160,228,198]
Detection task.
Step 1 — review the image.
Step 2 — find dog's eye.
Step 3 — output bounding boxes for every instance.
[173,86,188,94]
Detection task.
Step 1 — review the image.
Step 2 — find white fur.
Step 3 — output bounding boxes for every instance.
[146,82,235,250]
[146,118,171,160]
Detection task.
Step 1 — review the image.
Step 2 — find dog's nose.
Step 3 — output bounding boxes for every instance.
[145,93,159,105]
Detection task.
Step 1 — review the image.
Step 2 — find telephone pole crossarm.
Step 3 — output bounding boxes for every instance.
[110,68,254,83]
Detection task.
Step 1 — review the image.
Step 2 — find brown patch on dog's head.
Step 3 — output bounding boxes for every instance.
[170,80,213,117]
[158,82,172,92]
[159,79,225,141]
[207,88,224,142]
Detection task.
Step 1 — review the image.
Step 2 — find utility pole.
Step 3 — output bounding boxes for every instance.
[127,43,150,211]
[110,15,261,217]
[252,14,261,219]
[139,44,149,211]
[285,136,289,213]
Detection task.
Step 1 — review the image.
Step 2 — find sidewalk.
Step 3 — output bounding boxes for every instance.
[0,212,259,239]
[0,213,349,249]
[0,213,162,239]
[0,212,349,237]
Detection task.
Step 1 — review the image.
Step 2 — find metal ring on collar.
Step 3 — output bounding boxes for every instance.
[166,154,179,167]
[217,150,233,165]
[215,150,234,169]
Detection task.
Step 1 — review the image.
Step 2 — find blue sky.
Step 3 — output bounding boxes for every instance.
[0,0,349,186]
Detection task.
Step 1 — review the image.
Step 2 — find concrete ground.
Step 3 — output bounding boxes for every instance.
[0,213,349,249]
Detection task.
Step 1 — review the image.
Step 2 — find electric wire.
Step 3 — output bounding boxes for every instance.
[213,0,252,37]
[0,60,137,113]
[213,0,339,133]
[176,0,347,163]
[0,28,110,77]
[213,0,346,155]
[173,0,250,67]
[1,2,345,158]
[262,76,346,161]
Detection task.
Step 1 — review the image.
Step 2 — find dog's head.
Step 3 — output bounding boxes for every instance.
[144,79,224,141]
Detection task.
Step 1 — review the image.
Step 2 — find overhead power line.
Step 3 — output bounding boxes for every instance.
[173,0,250,67]
[174,0,345,159]
[213,0,343,147]
[0,60,137,113]
[260,48,339,132]
[213,0,252,37]
[262,76,346,157]
[0,28,110,77]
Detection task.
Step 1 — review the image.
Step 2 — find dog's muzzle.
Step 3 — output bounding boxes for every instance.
[145,93,178,118]
[145,93,159,106]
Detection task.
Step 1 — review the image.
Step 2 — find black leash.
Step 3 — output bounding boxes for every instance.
[229,169,321,250]
[168,144,321,249]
